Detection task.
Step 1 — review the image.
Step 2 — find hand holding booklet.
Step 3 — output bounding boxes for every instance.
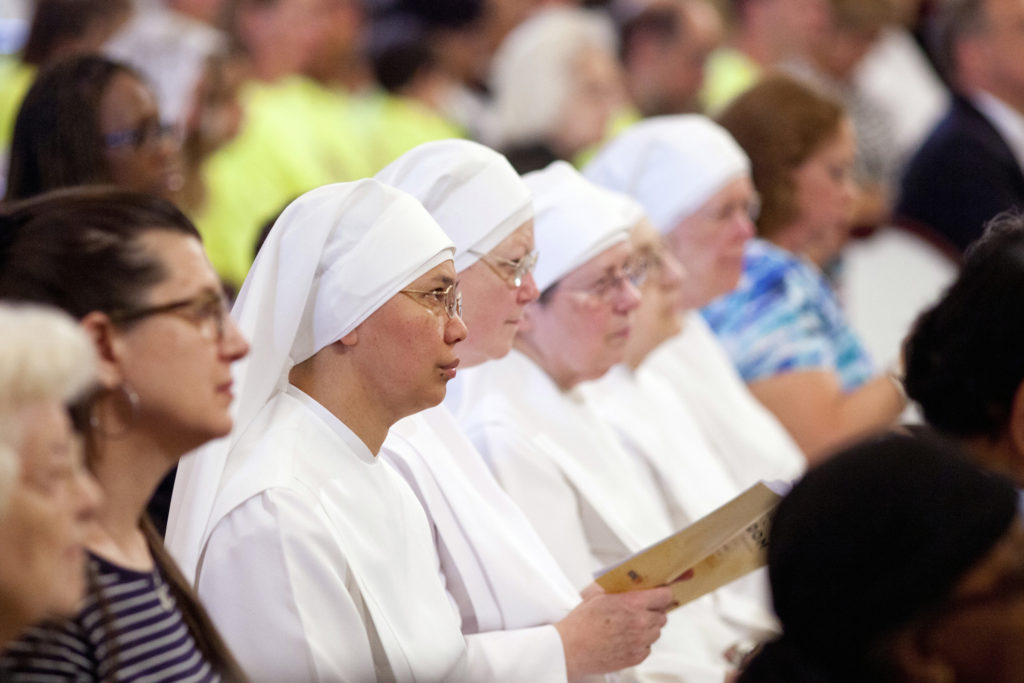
[595,481,790,610]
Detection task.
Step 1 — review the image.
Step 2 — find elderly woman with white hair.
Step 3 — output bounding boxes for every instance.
[489,5,627,171]
[375,139,674,682]
[167,179,474,682]
[584,115,807,486]
[0,305,100,647]
[451,161,763,681]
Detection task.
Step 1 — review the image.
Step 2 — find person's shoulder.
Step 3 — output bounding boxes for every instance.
[744,240,799,292]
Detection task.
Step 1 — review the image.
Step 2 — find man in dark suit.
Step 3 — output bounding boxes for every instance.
[896,0,1024,256]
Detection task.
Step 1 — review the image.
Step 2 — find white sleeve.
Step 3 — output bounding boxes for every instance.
[466,626,569,683]
[467,421,601,591]
[197,488,378,683]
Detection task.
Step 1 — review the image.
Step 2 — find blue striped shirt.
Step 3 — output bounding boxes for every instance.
[0,552,222,682]
[702,239,873,392]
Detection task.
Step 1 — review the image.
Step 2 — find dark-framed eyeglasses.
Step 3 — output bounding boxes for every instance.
[400,282,463,319]
[566,256,649,302]
[109,289,231,342]
[468,250,539,288]
[104,118,176,151]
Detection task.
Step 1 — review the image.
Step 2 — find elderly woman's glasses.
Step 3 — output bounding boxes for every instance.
[567,257,649,302]
[468,250,539,288]
[109,290,231,342]
[400,283,463,319]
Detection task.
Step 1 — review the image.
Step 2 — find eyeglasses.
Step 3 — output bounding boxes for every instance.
[400,283,463,319]
[109,290,231,342]
[706,193,761,224]
[104,118,175,151]
[565,257,649,302]
[468,250,539,288]
[631,245,667,282]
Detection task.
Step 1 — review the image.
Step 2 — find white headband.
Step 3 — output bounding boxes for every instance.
[583,114,750,235]
[524,161,644,291]
[166,179,455,583]
[376,139,533,271]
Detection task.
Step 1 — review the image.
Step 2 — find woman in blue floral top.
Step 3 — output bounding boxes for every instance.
[705,74,905,461]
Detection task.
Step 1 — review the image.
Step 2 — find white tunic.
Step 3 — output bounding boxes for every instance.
[642,313,806,489]
[449,350,743,682]
[197,387,469,683]
[381,406,583,682]
[582,364,778,633]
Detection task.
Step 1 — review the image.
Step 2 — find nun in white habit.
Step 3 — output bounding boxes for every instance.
[583,115,806,489]
[449,162,747,682]
[578,219,777,630]
[164,180,470,682]
[375,140,673,683]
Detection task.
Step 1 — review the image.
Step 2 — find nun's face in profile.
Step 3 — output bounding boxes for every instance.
[518,242,641,390]
[352,261,467,417]
[665,175,756,309]
[625,220,685,367]
[905,520,1024,683]
[456,221,540,368]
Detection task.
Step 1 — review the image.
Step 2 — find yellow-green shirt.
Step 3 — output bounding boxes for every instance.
[699,47,761,115]
[0,58,34,150]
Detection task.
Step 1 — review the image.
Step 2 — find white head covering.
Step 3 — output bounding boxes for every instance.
[375,139,533,272]
[489,6,617,149]
[523,161,644,291]
[166,179,455,583]
[583,114,751,235]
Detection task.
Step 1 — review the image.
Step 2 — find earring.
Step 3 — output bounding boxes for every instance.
[89,383,140,438]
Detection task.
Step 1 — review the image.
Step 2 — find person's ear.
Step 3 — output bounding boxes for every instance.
[80,311,127,389]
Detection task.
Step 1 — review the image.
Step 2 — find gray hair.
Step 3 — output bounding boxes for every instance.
[0,304,96,512]
[490,6,618,150]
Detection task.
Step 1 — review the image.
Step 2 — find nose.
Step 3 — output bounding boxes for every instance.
[445,312,469,345]
[614,278,643,313]
[733,211,756,241]
[221,317,250,361]
[661,250,686,290]
[517,271,541,304]
[73,467,103,523]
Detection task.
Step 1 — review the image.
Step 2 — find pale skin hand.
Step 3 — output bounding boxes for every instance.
[748,369,905,464]
[555,583,675,680]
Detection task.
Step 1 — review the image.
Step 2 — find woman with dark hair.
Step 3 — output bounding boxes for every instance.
[740,431,1024,682]
[0,187,247,681]
[4,54,181,202]
[0,0,132,154]
[904,211,1024,487]
[703,73,904,461]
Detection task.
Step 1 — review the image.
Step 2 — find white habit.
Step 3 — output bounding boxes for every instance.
[642,313,806,489]
[582,363,778,631]
[198,388,468,682]
[167,180,469,682]
[382,405,589,682]
[450,349,750,682]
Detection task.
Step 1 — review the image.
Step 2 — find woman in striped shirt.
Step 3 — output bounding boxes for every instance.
[0,188,248,681]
